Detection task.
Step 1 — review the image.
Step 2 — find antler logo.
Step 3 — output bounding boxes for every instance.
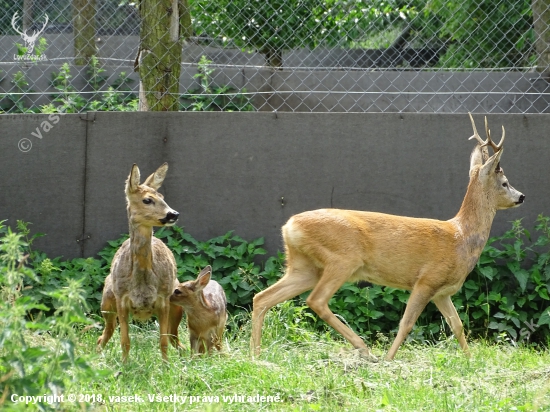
[11,12,48,54]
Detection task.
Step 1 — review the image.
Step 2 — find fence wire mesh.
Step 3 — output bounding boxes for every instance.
[1,0,549,113]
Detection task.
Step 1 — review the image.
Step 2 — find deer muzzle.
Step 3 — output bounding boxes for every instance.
[160,210,179,225]
[516,194,525,205]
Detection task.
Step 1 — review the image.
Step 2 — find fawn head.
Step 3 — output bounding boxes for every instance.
[467,114,524,210]
[170,266,212,308]
[125,163,179,227]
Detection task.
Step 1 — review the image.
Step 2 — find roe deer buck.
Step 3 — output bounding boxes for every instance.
[97,163,184,362]
[170,265,228,354]
[251,114,525,361]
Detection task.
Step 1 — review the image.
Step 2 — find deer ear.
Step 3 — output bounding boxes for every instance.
[143,163,168,190]
[469,146,484,177]
[479,148,503,178]
[126,164,140,193]
[195,266,212,292]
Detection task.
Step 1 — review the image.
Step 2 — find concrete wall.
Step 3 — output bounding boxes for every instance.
[1,112,546,260]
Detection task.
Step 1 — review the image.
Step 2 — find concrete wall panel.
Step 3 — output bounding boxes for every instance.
[0,112,546,260]
[0,113,86,258]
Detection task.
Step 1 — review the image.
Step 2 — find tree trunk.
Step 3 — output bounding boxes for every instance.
[23,0,33,31]
[73,0,96,65]
[179,0,193,40]
[532,0,550,72]
[138,0,192,111]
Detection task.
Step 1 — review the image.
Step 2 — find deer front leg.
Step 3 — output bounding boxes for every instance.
[433,295,470,357]
[386,283,435,360]
[158,299,171,361]
[116,300,131,362]
[168,303,184,349]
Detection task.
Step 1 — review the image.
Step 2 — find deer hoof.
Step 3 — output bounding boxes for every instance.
[356,348,379,363]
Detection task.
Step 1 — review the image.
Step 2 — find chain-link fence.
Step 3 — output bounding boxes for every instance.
[1,0,549,113]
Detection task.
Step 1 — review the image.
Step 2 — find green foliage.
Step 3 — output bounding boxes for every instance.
[424,0,533,68]
[181,56,255,112]
[27,232,127,316]
[192,0,322,64]
[47,65,138,113]
[0,220,106,411]
[87,87,139,112]
[15,215,550,348]
[27,225,280,318]
[96,71,139,111]
[50,63,88,113]
[463,215,550,342]
[192,0,417,60]
[86,55,107,92]
[154,225,280,314]
[320,0,417,47]
[0,71,38,114]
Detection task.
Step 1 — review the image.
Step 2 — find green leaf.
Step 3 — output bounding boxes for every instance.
[510,267,529,292]
[488,321,501,330]
[344,295,357,303]
[537,307,550,326]
[478,266,496,280]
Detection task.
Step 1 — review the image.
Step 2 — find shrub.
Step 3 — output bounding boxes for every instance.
[19,215,550,347]
[0,220,106,411]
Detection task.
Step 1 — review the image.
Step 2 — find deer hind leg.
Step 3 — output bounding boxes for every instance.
[386,282,436,360]
[168,303,184,349]
[433,295,470,357]
[214,314,227,352]
[251,255,320,357]
[305,263,371,355]
[189,332,206,355]
[97,286,118,350]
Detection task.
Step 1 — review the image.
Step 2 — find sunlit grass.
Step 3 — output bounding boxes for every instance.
[58,303,550,411]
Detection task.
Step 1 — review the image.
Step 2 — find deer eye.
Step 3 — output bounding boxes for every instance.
[143,198,153,205]
[173,289,182,295]
[502,183,508,188]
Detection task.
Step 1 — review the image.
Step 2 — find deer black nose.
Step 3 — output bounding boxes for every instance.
[166,211,179,222]
[518,195,525,204]
[160,211,179,225]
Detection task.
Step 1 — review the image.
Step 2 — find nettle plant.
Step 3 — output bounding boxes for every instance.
[20,216,550,346]
[180,55,254,112]
[0,220,105,410]
[154,225,281,315]
[28,225,283,319]
[460,215,550,342]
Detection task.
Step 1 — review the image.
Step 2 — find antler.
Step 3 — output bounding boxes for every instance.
[468,112,505,152]
[11,12,23,36]
[35,14,49,36]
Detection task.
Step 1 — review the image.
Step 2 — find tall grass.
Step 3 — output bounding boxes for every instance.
[70,304,550,411]
[1,220,549,411]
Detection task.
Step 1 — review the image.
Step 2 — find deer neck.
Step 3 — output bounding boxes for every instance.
[451,175,497,262]
[129,223,153,277]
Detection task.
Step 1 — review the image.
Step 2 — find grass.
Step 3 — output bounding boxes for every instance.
[48,304,550,412]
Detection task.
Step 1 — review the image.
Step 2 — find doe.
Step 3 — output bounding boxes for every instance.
[251,114,525,360]
[97,163,184,362]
